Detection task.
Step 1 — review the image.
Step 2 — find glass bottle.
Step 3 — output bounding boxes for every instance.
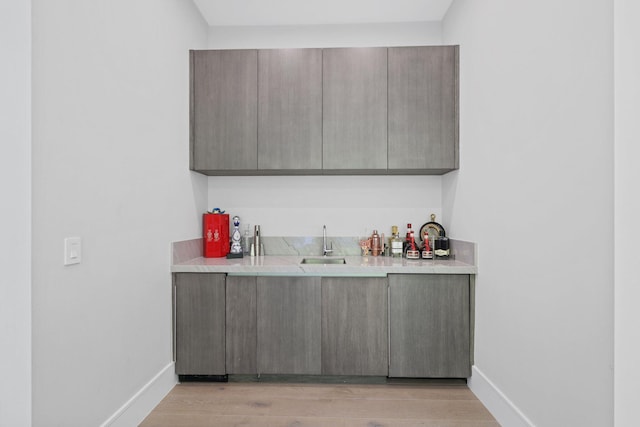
[243,224,252,256]
[390,226,403,258]
[421,232,433,259]
[434,236,450,259]
[404,223,420,260]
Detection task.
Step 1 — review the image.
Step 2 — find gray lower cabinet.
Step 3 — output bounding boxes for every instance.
[256,276,322,375]
[321,277,388,376]
[258,49,323,171]
[174,273,226,375]
[322,47,388,171]
[225,276,257,374]
[389,274,470,378]
[175,272,472,379]
[388,46,459,172]
[190,49,258,173]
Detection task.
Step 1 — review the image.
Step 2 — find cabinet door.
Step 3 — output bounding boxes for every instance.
[258,49,322,171]
[225,276,257,374]
[389,274,470,378]
[174,273,226,375]
[388,46,459,171]
[321,277,388,376]
[190,50,258,172]
[257,277,321,375]
[323,47,387,171]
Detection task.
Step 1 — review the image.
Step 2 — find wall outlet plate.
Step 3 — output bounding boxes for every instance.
[64,237,82,266]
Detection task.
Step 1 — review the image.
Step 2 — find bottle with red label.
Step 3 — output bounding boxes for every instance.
[404,223,420,260]
[421,234,433,259]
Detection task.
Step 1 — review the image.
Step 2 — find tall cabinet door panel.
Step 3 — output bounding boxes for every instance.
[257,277,321,375]
[190,50,258,172]
[389,274,470,378]
[258,49,322,171]
[175,273,226,375]
[388,46,459,171]
[323,47,387,171]
[226,276,257,374]
[321,277,388,376]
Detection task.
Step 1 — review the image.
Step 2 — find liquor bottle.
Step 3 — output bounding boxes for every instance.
[434,236,450,259]
[389,226,403,258]
[421,233,433,259]
[404,223,420,260]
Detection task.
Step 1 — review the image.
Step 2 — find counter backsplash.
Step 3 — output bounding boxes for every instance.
[173,237,476,266]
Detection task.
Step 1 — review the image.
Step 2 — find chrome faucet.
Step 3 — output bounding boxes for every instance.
[322,225,333,256]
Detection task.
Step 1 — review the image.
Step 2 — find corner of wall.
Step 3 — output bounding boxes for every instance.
[468,366,535,427]
[100,363,177,427]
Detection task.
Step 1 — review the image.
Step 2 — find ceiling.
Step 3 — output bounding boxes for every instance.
[192,0,454,26]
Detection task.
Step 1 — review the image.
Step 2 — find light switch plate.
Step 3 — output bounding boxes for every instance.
[64,237,82,266]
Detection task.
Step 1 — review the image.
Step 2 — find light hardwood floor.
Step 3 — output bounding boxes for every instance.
[140,381,500,426]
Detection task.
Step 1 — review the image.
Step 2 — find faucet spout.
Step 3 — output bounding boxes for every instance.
[322,225,333,256]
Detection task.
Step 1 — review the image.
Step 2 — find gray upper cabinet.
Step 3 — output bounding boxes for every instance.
[388,46,459,172]
[258,49,322,171]
[174,273,226,375]
[321,277,388,376]
[389,274,470,378]
[190,46,459,175]
[256,276,322,375]
[322,47,388,172]
[190,50,257,172]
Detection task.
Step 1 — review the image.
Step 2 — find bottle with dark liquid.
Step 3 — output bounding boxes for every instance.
[434,236,450,259]
[421,233,433,259]
[404,223,420,260]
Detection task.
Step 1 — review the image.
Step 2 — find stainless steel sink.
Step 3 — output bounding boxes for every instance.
[301,257,346,265]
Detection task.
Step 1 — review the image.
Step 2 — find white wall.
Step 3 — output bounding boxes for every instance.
[207,22,445,238]
[31,1,208,425]
[614,1,640,426]
[442,1,614,426]
[209,176,442,238]
[208,21,442,49]
[0,1,32,426]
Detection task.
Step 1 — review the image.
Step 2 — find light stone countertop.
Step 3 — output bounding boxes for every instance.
[171,255,477,277]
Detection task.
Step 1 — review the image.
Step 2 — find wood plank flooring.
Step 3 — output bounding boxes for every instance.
[140,381,500,427]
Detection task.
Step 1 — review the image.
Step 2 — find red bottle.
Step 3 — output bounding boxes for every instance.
[421,235,433,259]
[404,223,420,259]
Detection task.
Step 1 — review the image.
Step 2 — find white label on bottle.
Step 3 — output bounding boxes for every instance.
[406,250,420,259]
[435,249,450,257]
[391,242,402,252]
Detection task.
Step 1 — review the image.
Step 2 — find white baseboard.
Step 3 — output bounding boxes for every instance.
[468,365,535,427]
[100,362,177,427]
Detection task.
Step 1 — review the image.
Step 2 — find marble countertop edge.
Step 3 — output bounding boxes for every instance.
[171,255,477,276]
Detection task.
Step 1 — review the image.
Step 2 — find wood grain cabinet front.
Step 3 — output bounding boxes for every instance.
[322,47,388,172]
[225,276,257,374]
[256,276,322,375]
[321,277,388,376]
[258,48,323,171]
[190,50,258,173]
[190,46,459,175]
[174,273,226,375]
[388,46,459,172]
[389,274,471,378]
[174,272,473,379]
